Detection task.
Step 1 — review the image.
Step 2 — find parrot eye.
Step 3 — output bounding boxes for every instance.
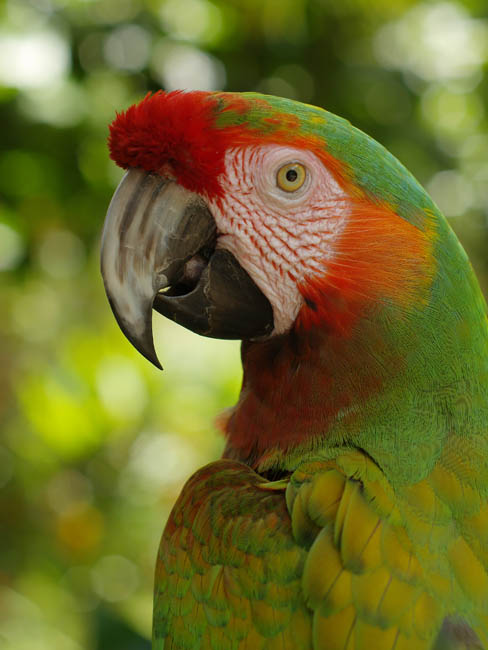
[276,162,307,192]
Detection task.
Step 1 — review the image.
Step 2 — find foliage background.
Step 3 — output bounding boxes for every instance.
[1,0,487,648]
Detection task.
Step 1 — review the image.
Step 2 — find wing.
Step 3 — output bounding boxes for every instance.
[153,459,311,649]
[153,446,488,650]
[288,447,487,650]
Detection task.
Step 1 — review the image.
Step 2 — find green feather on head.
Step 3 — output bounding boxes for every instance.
[102,90,488,650]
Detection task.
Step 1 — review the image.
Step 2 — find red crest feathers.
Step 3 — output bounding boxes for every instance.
[108,90,227,197]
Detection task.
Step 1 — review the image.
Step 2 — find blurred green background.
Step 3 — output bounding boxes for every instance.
[1,0,487,648]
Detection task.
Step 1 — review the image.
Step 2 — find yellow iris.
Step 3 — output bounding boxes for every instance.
[276,162,307,192]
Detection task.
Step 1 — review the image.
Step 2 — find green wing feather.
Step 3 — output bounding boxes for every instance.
[154,447,488,649]
[153,459,311,649]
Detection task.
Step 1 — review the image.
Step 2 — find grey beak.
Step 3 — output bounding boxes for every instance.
[101,169,273,369]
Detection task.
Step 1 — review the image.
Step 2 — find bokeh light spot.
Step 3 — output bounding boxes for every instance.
[421,86,484,136]
[257,76,298,100]
[19,79,87,128]
[374,2,488,83]
[104,24,150,72]
[0,29,70,88]
[17,365,105,458]
[78,32,106,72]
[46,469,94,515]
[61,567,99,613]
[159,0,224,46]
[96,356,148,420]
[38,230,86,279]
[151,40,226,90]
[427,170,474,217]
[12,281,62,342]
[92,0,140,25]
[56,503,104,554]
[91,555,139,602]
[0,223,25,271]
[85,71,135,126]
[124,432,199,493]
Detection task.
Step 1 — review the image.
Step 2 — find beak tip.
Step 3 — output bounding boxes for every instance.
[125,324,163,371]
[144,349,163,371]
[126,327,163,370]
[106,294,163,370]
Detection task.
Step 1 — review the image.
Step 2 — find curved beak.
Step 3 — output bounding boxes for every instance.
[101,169,273,369]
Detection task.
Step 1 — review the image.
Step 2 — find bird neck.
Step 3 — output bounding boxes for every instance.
[222,222,488,485]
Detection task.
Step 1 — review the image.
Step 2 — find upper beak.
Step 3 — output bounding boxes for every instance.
[100,168,273,368]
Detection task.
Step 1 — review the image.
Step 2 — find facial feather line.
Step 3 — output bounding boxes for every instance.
[209,145,351,334]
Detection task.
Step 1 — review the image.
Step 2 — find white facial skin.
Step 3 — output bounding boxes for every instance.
[207,145,351,334]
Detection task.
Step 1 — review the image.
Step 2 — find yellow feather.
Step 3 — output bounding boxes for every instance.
[303,527,352,612]
[403,479,451,524]
[375,576,419,625]
[291,485,321,547]
[354,619,398,649]
[249,597,290,635]
[448,535,488,603]
[394,631,430,650]
[313,604,356,650]
[363,478,397,519]
[307,469,345,527]
[401,506,451,548]
[428,571,452,599]
[430,463,475,511]
[334,480,358,547]
[340,484,382,572]
[412,591,441,639]
[235,625,265,650]
[352,566,391,620]
[463,502,488,564]
[381,524,423,583]
[289,605,313,649]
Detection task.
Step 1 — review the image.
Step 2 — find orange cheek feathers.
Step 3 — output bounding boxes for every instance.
[297,199,435,337]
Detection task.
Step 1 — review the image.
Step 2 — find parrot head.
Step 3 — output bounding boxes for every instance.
[101,90,488,475]
[102,90,435,365]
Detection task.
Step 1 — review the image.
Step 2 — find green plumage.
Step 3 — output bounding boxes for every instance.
[155,450,488,648]
[153,461,310,649]
[106,91,488,649]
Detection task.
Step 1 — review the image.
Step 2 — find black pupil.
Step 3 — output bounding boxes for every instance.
[286,168,298,183]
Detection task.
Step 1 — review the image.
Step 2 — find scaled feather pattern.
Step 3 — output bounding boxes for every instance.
[105,91,488,650]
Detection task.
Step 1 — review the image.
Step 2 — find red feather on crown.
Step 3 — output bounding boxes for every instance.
[108,90,228,197]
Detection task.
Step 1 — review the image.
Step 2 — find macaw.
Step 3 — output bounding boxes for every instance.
[100,90,488,649]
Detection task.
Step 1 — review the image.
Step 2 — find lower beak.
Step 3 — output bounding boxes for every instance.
[100,169,273,368]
